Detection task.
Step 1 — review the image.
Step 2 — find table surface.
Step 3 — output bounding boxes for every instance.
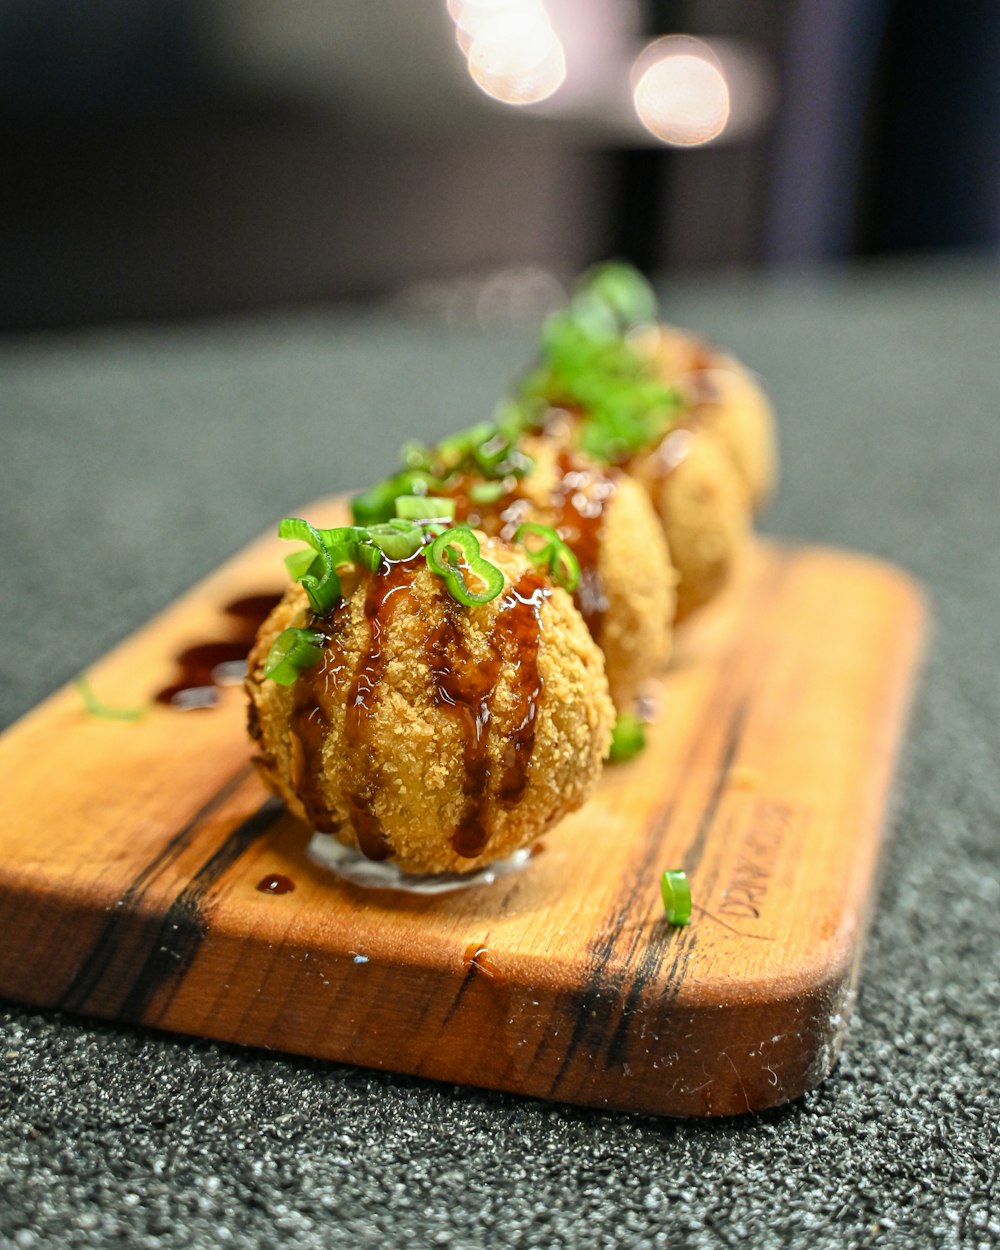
[1,255,998,1249]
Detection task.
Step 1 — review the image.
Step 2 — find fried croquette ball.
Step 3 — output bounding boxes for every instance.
[642,324,779,510]
[246,537,614,875]
[629,424,751,623]
[456,436,676,711]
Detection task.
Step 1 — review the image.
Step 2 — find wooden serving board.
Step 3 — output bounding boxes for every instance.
[0,499,926,1117]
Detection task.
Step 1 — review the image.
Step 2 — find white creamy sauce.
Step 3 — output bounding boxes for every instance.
[307,833,533,895]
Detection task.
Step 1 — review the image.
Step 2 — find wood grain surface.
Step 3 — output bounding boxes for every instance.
[0,500,926,1117]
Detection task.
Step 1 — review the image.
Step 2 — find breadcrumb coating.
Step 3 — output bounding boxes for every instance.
[459,436,676,711]
[630,424,750,623]
[246,537,614,875]
[644,324,779,511]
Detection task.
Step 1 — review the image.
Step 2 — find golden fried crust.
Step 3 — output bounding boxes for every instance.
[644,324,779,511]
[492,437,676,710]
[593,468,675,706]
[245,538,614,875]
[630,425,750,623]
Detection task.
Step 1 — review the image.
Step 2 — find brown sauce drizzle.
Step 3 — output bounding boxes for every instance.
[425,570,549,859]
[156,591,283,709]
[290,556,422,861]
[549,449,613,640]
[288,597,351,837]
[441,448,612,643]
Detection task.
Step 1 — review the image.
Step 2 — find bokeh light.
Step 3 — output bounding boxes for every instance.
[447,0,566,106]
[631,37,731,146]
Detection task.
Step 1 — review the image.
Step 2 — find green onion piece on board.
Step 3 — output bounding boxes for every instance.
[262,627,324,686]
[75,676,147,722]
[608,712,646,763]
[513,522,581,593]
[660,869,692,926]
[425,527,504,606]
[395,494,457,521]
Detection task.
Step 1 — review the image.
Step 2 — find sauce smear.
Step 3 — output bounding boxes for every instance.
[156,591,283,708]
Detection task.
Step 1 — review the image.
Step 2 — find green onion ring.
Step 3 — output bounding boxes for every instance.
[395,494,457,521]
[577,261,658,329]
[425,527,504,606]
[278,516,327,553]
[262,627,325,686]
[316,525,371,547]
[277,518,340,614]
[513,522,581,593]
[351,471,430,526]
[284,548,317,580]
[660,869,692,926]
[366,520,424,561]
[469,480,506,505]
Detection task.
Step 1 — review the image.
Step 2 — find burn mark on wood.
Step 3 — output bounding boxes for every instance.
[549,691,750,1090]
[56,764,255,1012]
[119,797,284,1022]
[56,783,281,1018]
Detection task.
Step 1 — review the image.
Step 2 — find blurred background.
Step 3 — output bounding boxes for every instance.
[2,0,999,331]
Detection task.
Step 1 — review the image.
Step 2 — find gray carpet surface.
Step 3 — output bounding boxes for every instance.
[1,256,998,1248]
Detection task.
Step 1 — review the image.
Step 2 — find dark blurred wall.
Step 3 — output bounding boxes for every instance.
[857,0,1000,255]
[0,1,613,329]
[2,1,997,330]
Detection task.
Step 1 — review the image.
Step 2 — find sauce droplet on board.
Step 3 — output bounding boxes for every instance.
[464,942,506,983]
[256,873,295,895]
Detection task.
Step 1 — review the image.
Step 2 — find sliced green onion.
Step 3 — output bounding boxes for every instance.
[278,516,327,553]
[315,525,371,547]
[469,480,506,506]
[284,548,317,580]
[425,526,504,606]
[278,520,340,614]
[437,421,496,468]
[493,395,544,439]
[262,627,324,686]
[577,261,658,329]
[326,541,382,574]
[395,494,457,521]
[473,432,512,470]
[608,712,646,763]
[351,471,430,526]
[299,552,340,615]
[75,676,147,722]
[367,519,424,560]
[660,869,692,926]
[400,440,434,471]
[513,522,581,593]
